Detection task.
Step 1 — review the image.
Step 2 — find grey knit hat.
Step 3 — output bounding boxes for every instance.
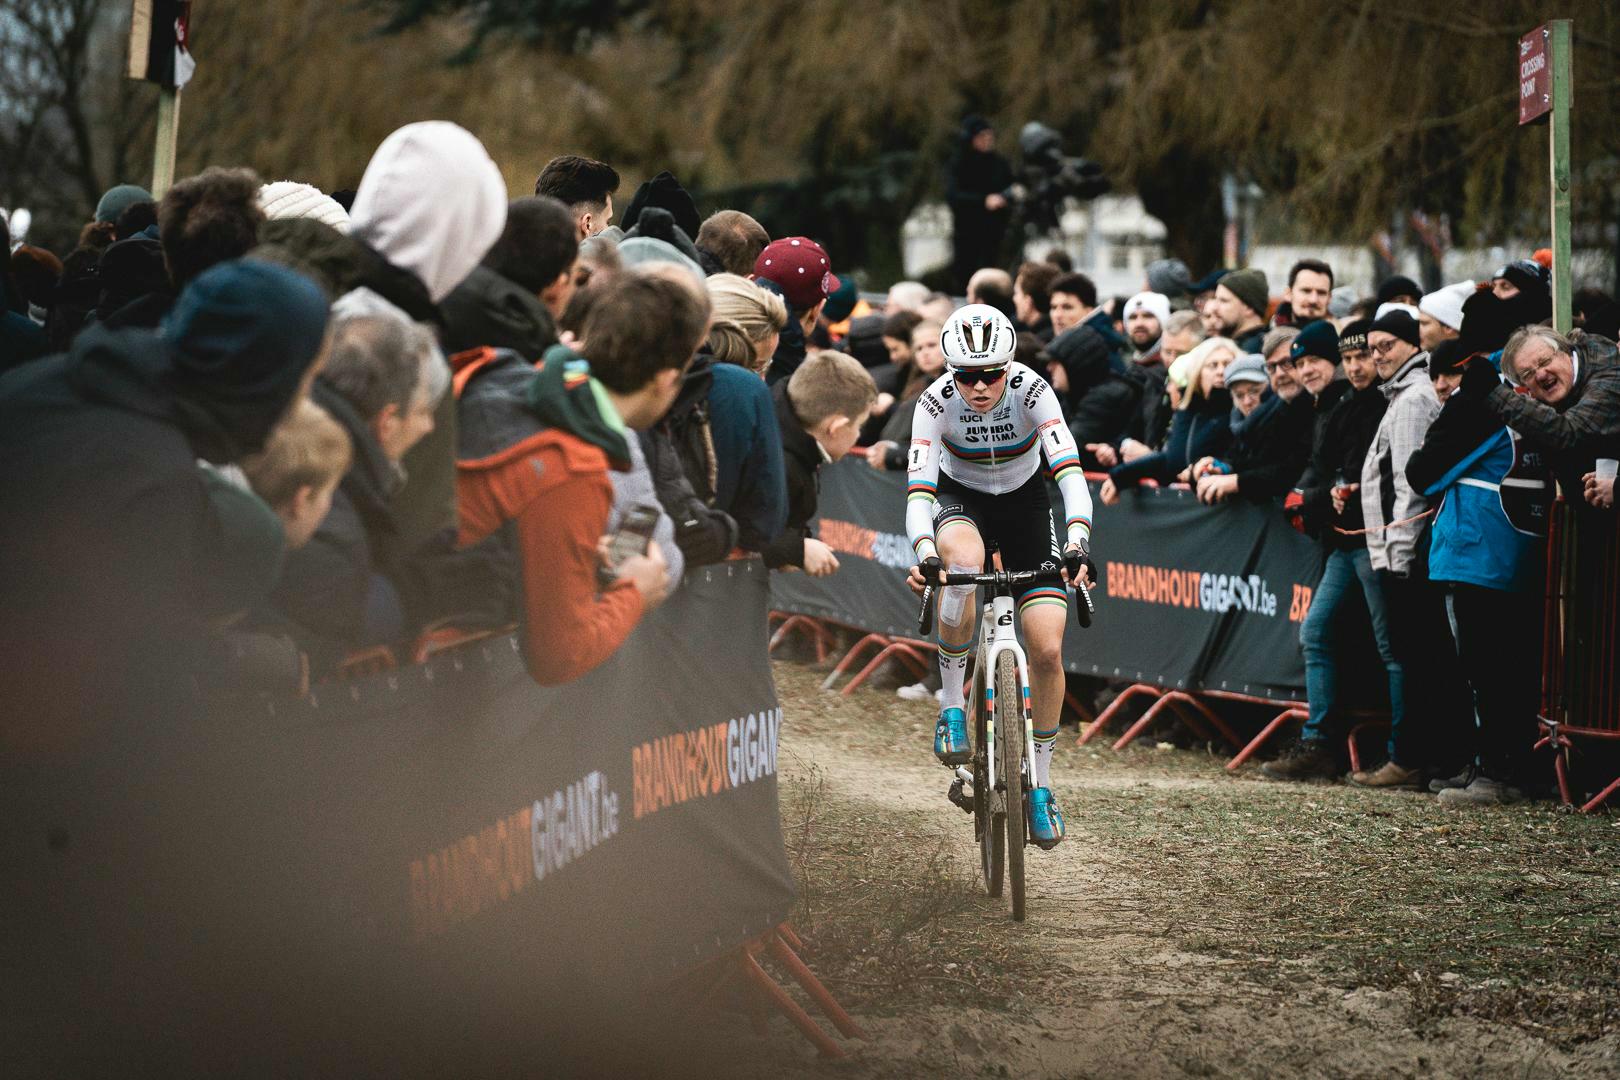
[1224,352,1269,385]
[1146,258,1193,298]
[1220,268,1270,319]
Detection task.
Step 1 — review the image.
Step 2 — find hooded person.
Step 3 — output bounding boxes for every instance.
[0,258,329,751]
[1046,321,1144,468]
[347,121,509,562]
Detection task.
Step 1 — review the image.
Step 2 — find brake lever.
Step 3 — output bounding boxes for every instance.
[1073,576,1095,629]
[918,585,937,637]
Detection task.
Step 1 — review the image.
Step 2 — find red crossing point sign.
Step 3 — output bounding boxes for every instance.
[1519,25,1551,125]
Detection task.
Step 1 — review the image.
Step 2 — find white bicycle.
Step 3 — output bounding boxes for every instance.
[917,553,1092,921]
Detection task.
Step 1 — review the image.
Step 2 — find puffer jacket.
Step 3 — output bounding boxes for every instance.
[1361,352,1440,574]
[1406,380,1551,593]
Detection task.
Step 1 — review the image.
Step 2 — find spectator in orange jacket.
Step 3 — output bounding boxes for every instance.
[455,271,710,685]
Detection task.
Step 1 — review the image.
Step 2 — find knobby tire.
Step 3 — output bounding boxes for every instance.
[972,663,1003,897]
[996,651,1026,922]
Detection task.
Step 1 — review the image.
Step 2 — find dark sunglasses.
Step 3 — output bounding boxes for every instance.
[951,365,1009,388]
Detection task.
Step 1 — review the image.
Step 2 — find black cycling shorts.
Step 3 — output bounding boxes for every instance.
[932,470,1065,608]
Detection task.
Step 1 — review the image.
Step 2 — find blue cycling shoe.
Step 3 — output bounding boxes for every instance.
[934,707,970,765]
[1027,786,1065,850]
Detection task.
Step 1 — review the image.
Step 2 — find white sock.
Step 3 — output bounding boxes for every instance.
[937,637,971,711]
[1032,730,1057,788]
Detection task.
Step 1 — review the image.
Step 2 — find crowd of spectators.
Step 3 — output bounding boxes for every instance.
[0,123,885,751]
[3,119,1617,812]
[1046,253,1618,808]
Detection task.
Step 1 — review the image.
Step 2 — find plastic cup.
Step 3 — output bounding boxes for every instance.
[1597,459,1618,482]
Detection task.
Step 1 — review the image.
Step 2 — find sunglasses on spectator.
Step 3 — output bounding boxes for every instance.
[951,365,1009,388]
[1370,339,1403,356]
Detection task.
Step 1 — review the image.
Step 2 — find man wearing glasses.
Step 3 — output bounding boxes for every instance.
[904,305,1098,849]
[1351,308,1464,791]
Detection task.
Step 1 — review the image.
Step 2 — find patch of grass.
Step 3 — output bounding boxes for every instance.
[1071,760,1620,1045]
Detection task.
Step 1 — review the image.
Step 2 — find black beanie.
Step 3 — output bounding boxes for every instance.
[1376,275,1421,304]
[1369,309,1420,349]
[1289,319,1340,363]
[1429,338,1471,375]
[1496,259,1549,300]
[1337,318,1371,353]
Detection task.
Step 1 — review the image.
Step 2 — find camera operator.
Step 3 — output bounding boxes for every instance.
[1008,122,1110,237]
[944,115,1014,294]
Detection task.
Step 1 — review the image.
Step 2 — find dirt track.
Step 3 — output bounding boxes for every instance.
[707,661,1620,1080]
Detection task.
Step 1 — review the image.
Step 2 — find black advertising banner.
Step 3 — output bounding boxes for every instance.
[772,461,1324,701]
[1,559,792,1073]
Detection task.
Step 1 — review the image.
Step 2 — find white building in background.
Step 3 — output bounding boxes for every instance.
[901,195,1614,299]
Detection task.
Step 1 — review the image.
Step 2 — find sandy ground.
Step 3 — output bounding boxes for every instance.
[700,661,1620,1080]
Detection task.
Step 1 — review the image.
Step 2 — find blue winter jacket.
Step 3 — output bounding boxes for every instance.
[1406,374,1552,593]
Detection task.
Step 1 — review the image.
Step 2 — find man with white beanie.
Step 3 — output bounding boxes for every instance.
[1417,281,1472,352]
[1122,290,1171,368]
[1092,291,1175,469]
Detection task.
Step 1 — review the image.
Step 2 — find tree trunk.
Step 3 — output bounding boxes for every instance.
[1133,150,1226,274]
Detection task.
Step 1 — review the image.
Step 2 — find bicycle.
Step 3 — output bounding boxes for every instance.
[916,549,1093,921]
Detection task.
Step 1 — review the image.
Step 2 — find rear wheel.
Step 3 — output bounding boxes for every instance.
[971,661,1003,897]
[996,651,1026,922]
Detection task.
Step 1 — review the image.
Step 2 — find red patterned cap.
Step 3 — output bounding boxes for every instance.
[752,237,840,309]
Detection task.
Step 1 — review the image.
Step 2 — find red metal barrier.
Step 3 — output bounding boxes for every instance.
[1535,498,1620,812]
[679,923,865,1059]
[768,611,833,663]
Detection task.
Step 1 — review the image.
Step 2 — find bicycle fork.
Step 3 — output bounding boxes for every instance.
[977,595,1037,806]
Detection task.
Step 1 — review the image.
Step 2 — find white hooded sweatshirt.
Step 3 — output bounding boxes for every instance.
[348,122,508,303]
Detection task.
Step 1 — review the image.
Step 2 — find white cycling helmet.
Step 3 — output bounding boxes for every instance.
[940,303,1018,369]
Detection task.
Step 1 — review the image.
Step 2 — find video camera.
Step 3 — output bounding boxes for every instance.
[1003,122,1109,234]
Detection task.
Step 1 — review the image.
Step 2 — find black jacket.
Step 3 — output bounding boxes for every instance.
[272,380,407,668]
[1118,358,1170,451]
[1295,381,1385,550]
[1047,324,1143,465]
[643,357,739,568]
[0,324,297,739]
[1230,390,1315,502]
[439,264,559,360]
[761,379,824,570]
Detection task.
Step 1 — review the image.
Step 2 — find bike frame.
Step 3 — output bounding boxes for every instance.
[976,588,1035,804]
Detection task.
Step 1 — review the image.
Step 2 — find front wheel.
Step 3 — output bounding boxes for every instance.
[972,664,1003,898]
[996,651,1026,922]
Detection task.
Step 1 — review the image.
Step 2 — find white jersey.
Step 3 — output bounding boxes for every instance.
[905,361,1093,561]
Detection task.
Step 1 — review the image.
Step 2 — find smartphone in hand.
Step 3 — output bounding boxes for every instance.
[598,504,661,587]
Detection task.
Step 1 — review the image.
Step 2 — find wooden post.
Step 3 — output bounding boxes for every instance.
[152,86,181,198]
[1547,19,1573,335]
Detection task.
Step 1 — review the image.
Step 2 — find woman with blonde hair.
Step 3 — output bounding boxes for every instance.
[1100,336,1239,503]
[705,273,788,376]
